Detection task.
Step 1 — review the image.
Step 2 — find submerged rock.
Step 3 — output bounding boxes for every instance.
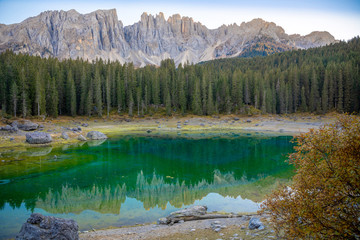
[248,217,265,230]
[86,131,108,140]
[26,132,52,144]
[78,134,87,141]
[16,213,78,240]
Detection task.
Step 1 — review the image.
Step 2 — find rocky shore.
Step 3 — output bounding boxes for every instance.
[0,113,336,152]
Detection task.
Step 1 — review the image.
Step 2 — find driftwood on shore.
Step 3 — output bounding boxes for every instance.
[157,205,242,225]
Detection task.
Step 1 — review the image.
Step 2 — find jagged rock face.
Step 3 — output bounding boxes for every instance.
[0,9,337,66]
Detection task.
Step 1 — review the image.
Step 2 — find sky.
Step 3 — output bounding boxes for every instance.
[0,0,359,40]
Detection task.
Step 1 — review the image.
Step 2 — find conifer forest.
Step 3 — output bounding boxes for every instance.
[0,37,359,118]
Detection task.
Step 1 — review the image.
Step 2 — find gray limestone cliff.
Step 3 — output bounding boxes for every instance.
[0,9,337,66]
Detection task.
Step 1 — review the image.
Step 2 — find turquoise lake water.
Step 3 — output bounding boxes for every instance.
[0,133,294,239]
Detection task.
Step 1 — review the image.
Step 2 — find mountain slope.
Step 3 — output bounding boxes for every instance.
[0,9,337,66]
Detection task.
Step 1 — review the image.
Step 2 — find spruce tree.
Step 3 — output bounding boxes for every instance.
[192,78,202,115]
[10,81,18,117]
[94,66,102,116]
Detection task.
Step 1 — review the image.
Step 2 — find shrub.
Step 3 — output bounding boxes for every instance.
[262,115,360,239]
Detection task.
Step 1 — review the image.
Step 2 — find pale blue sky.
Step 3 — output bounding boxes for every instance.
[0,0,359,40]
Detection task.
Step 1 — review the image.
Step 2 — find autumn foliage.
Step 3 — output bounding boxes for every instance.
[262,115,360,239]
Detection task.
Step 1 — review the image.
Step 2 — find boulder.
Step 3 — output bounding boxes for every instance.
[61,132,69,140]
[17,120,39,131]
[248,217,265,230]
[0,125,18,133]
[26,132,52,144]
[86,131,107,140]
[78,135,87,141]
[16,213,78,240]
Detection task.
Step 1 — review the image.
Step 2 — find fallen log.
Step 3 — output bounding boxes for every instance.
[157,205,241,225]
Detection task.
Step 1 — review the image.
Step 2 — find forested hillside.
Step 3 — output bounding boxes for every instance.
[0,37,359,118]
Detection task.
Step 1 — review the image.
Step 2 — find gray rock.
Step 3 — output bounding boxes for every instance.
[17,121,39,131]
[26,132,52,144]
[38,124,44,128]
[86,131,107,140]
[248,217,265,230]
[246,119,252,123]
[0,125,18,133]
[146,129,152,133]
[234,117,240,121]
[10,137,14,141]
[78,135,87,141]
[0,10,336,67]
[81,123,89,127]
[61,132,69,140]
[71,127,81,132]
[16,213,78,240]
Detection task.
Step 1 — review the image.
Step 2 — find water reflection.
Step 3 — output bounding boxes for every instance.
[0,134,294,239]
[35,170,289,214]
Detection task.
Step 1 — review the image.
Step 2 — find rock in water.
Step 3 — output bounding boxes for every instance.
[248,217,265,230]
[78,135,87,141]
[86,131,108,140]
[26,132,52,144]
[16,213,78,240]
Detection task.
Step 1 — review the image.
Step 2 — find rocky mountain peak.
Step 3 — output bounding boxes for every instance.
[0,9,338,67]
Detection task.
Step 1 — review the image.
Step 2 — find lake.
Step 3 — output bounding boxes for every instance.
[0,132,294,239]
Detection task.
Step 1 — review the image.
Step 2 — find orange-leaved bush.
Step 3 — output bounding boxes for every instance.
[262,115,360,239]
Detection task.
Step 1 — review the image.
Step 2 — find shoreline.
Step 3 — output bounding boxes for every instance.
[79,213,274,240]
[0,113,337,152]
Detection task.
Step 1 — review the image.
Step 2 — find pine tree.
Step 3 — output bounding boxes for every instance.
[106,68,111,117]
[94,66,102,116]
[19,68,28,118]
[66,70,77,116]
[322,71,329,113]
[128,89,134,117]
[34,71,45,116]
[207,80,214,115]
[47,77,58,117]
[10,81,18,117]
[79,66,87,115]
[337,68,344,112]
[309,70,320,113]
[192,78,202,115]
[116,69,122,114]
[165,89,172,116]
[300,86,307,112]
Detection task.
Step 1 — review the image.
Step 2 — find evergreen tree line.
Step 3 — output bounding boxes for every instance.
[0,37,359,118]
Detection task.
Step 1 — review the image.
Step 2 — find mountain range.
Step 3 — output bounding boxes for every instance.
[0,9,337,66]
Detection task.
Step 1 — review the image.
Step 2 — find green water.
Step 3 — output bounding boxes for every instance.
[0,133,294,239]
